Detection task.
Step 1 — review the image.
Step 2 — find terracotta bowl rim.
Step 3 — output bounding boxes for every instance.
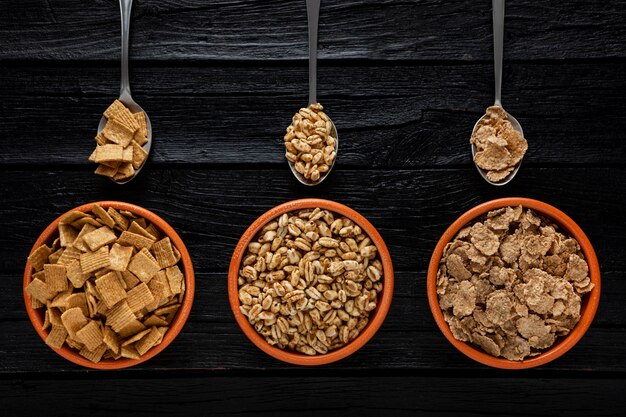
[23,201,195,370]
[426,197,601,369]
[228,198,394,366]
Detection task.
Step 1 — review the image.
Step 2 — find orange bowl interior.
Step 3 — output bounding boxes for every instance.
[23,201,195,370]
[427,197,601,369]
[228,198,394,366]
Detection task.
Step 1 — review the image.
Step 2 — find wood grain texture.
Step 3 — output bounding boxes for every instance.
[2,1,626,61]
[0,63,625,165]
[1,168,624,273]
[2,376,625,416]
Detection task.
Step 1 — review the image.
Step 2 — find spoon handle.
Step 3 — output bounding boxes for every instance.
[306,0,320,105]
[119,0,133,99]
[492,0,504,106]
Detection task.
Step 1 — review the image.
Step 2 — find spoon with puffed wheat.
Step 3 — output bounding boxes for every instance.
[284,0,338,186]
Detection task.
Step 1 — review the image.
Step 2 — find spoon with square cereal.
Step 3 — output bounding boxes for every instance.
[471,0,528,186]
[92,0,152,184]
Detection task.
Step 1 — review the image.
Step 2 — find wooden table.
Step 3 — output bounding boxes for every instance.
[2,0,625,415]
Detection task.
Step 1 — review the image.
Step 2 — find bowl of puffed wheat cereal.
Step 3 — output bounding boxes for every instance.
[229,199,394,365]
[427,198,600,369]
[23,201,194,369]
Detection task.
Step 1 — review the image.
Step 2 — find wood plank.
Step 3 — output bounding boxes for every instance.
[2,376,625,416]
[0,63,625,165]
[1,168,624,272]
[2,1,626,62]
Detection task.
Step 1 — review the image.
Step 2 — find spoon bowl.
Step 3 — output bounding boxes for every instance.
[97,94,152,185]
[288,115,338,186]
[471,108,523,186]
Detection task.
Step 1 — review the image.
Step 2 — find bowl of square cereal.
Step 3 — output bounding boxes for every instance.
[427,198,600,369]
[228,199,394,365]
[23,201,194,369]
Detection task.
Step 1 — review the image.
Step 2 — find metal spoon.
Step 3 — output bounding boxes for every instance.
[97,0,152,184]
[287,0,338,186]
[471,0,523,186]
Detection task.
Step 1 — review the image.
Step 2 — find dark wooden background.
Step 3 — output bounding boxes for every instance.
[1,0,625,415]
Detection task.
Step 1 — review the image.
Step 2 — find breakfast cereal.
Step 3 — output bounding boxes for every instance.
[237,208,383,355]
[471,106,528,182]
[90,100,149,180]
[25,205,184,363]
[437,206,592,360]
[284,103,337,183]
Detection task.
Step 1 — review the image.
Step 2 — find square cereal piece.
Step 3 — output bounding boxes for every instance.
[82,226,117,252]
[66,259,90,288]
[88,148,97,163]
[122,146,133,163]
[92,204,116,228]
[121,345,141,359]
[117,319,146,338]
[80,246,110,274]
[113,163,135,181]
[95,271,128,308]
[44,264,68,293]
[48,248,64,264]
[72,216,102,229]
[103,99,127,119]
[57,247,83,266]
[146,272,169,311]
[28,244,52,272]
[107,207,129,231]
[95,163,119,178]
[58,223,78,247]
[101,119,134,147]
[112,107,140,131]
[61,307,89,339]
[121,328,151,346]
[128,249,160,283]
[103,326,121,355]
[135,327,162,356]
[145,224,162,241]
[25,278,55,304]
[66,292,89,316]
[57,246,82,265]
[128,221,156,240]
[76,320,104,351]
[126,282,155,313]
[94,144,124,163]
[131,140,148,170]
[110,243,134,271]
[120,270,140,288]
[72,223,97,252]
[106,301,136,333]
[118,230,155,250]
[79,343,107,364]
[49,291,72,308]
[143,314,168,327]
[95,132,109,146]
[48,307,63,327]
[45,325,68,350]
[133,112,148,146]
[166,265,184,295]
[152,238,178,269]
[60,211,90,225]
[31,297,45,310]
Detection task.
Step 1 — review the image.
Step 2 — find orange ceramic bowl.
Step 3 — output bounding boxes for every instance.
[23,201,195,370]
[427,197,601,369]
[228,198,394,366]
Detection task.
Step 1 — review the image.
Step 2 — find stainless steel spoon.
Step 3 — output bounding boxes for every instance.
[287,0,338,186]
[97,0,152,184]
[471,0,524,186]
